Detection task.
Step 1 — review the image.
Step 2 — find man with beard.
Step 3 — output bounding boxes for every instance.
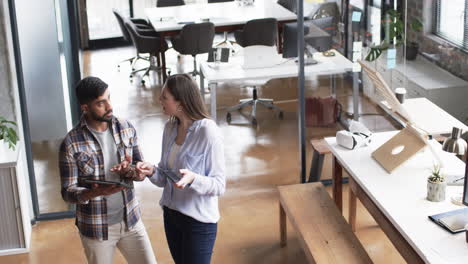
[59,76,157,263]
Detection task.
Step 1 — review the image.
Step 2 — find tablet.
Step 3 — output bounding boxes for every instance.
[156,167,183,183]
[81,178,133,188]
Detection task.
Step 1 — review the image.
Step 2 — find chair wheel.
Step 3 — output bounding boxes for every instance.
[251,118,257,126]
[226,113,232,123]
[141,79,145,85]
[129,75,133,78]
[278,111,284,119]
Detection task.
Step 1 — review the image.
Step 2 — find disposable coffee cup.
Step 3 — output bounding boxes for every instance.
[395,87,406,104]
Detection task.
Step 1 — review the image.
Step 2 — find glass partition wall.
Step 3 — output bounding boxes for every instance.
[298,0,468,183]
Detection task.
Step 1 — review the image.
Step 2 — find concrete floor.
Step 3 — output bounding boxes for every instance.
[0,45,406,263]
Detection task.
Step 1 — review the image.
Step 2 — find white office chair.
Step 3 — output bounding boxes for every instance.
[226,79,284,126]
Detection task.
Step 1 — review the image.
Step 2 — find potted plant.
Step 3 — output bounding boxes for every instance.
[0,116,18,150]
[405,18,423,60]
[427,164,446,202]
[365,10,422,62]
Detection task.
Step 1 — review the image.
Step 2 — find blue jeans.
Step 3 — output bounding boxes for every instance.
[163,206,217,264]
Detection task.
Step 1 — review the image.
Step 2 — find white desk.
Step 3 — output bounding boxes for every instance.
[199,49,354,121]
[380,97,468,137]
[145,0,297,81]
[145,0,296,32]
[326,131,468,263]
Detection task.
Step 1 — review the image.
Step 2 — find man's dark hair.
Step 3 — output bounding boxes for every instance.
[75,76,108,105]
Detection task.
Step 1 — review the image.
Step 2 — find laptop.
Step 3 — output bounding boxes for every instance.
[242,45,283,69]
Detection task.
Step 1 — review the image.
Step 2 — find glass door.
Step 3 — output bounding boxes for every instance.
[86,0,131,40]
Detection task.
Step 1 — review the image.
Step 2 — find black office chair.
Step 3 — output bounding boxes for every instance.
[207,0,235,48]
[113,9,155,70]
[234,18,278,47]
[277,0,296,13]
[125,20,168,84]
[171,22,215,76]
[156,0,185,7]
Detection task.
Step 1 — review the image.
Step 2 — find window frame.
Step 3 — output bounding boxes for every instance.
[433,0,468,51]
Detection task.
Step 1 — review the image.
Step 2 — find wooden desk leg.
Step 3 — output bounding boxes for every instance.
[332,156,343,212]
[348,178,357,232]
[280,202,287,247]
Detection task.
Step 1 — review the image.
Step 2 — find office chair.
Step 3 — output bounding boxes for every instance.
[277,0,296,13]
[156,0,185,7]
[125,20,168,84]
[113,9,155,70]
[234,18,278,47]
[208,0,235,48]
[171,22,215,76]
[226,79,284,126]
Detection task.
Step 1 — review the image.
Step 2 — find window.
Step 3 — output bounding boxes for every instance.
[434,0,468,49]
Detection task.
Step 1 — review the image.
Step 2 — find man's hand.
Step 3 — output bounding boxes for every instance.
[81,184,125,201]
[175,169,196,189]
[110,155,132,175]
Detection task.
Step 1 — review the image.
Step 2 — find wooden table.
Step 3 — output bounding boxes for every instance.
[326,131,468,263]
[145,0,297,81]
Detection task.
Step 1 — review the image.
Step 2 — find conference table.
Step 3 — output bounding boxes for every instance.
[145,0,297,80]
[199,49,354,122]
[326,131,468,263]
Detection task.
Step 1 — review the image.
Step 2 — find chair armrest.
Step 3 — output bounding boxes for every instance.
[138,29,158,37]
[131,18,149,25]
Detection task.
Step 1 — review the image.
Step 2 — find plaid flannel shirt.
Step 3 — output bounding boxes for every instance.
[59,116,143,240]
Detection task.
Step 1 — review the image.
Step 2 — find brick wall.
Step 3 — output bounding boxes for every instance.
[406,0,468,81]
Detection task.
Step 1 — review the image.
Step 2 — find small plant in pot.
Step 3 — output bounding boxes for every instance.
[405,18,423,61]
[427,164,446,202]
[365,10,423,62]
[0,116,18,150]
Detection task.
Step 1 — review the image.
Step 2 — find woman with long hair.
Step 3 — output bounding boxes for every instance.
[138,74,225,264]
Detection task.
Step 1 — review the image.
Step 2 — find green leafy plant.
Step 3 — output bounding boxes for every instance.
[0,116,18,150]
[428,164,445,183]
[365,10,422,61]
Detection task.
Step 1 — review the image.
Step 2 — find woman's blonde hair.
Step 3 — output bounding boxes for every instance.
[163,74,210,123]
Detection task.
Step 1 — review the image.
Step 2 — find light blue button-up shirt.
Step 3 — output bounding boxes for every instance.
[149,118,225,223]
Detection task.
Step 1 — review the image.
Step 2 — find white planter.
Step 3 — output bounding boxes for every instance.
[427,180,446,202]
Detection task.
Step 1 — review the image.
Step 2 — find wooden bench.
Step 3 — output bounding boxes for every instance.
[308,139,331,183]
[279,183,373,263]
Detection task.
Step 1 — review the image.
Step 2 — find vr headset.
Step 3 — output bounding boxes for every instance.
[336,121,372,150]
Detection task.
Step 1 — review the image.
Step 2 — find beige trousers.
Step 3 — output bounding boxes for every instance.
[80,220,157,264]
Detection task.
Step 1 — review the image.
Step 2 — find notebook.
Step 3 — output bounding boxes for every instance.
[429,208,468,234]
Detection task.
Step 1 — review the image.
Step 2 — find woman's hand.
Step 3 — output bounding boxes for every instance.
[175,169,196,189]
[136,162,155,179]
